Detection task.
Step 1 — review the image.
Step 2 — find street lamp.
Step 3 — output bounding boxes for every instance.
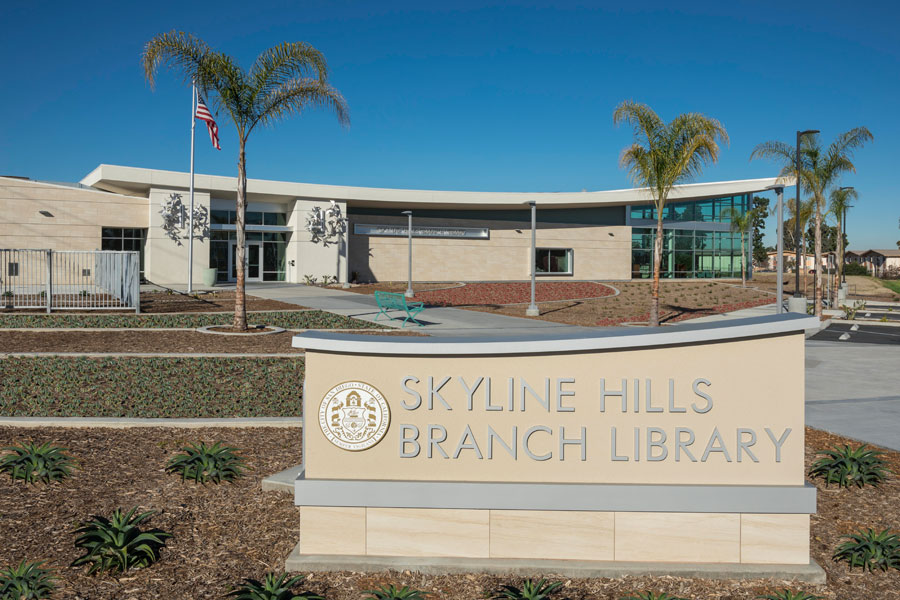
[794,129,819,301]
[839,186,854,285]
[766,184,785,313]
[401,211,413,298]
[525,201,539,317]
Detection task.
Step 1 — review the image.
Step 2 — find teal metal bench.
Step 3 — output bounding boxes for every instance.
[374,291,426,327]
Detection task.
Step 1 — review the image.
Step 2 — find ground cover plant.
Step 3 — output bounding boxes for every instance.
[620,593,687,600]
[166,441,246,484]
[757,592,822,600]
[0,356,304,418]
[1,426,898,599]
[0,560,57,599]
[489,578,562,600]
[71,507,172,574]
[229,572,322,600]
[364,584,430,600]
[0,442,76,484]
[832,528,900,572]
[0,310,381,330]
[808,444,890,488]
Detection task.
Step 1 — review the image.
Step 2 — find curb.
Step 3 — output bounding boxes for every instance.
[0,417,304,428]
[830,318,900,328]
[196,325,286,336]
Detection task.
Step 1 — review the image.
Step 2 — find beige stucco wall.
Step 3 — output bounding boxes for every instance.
[348,214,631,282]
[146,187,210,285]
[289,199,347,284]
[0,178,147,250]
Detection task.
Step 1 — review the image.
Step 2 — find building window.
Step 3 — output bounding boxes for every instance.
[631,228,748,279]
[209,231,288,283]
[536,248,573,275]
[101,227,147,277]
[629,194,750,224]
[210,210,286,226]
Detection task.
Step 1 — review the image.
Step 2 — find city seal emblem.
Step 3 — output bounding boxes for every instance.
[318,381,390,451]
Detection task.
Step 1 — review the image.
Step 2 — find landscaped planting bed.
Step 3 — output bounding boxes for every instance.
[0,357,304,417]
[466,281,775,325]
[0,330,304,354]
[410,281,616,306]
[0,426,897,599]
[0,310,381,329]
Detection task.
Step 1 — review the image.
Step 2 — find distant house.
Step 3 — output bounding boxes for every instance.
[762,250,827,272]
[845,249,900,276]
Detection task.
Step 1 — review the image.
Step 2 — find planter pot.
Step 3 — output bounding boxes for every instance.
[201,267,218,287]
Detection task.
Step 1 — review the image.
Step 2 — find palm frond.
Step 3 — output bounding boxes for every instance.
[250,77,349,133]
[142,30,212,90]
[249,41,329,100]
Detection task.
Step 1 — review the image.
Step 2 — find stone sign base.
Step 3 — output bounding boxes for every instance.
[285,547,826,584]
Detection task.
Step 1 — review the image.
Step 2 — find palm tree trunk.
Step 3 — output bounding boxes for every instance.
[801,234,807,296]
[650,214,663,327]
[835,215,843,306]
[813,206,823,318]
[233,141,248,331]
[740,231,746,287]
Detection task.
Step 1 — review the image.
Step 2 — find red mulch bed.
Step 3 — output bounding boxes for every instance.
[413,282,615,306]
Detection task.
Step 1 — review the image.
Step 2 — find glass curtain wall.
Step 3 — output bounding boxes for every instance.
[630,195,750,279]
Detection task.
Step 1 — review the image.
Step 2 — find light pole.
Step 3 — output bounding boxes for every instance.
[401,211,413,298]
[794,129,819,300]
[839,186,854,286]
[525,201,539,317]
[767,184,785,314]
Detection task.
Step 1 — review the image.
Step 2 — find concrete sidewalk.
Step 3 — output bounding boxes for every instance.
[246,283,588,337]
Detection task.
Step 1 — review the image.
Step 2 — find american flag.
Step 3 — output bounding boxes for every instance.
[195,94,221,150]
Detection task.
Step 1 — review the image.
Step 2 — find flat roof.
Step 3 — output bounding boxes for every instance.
[81,164,792,210]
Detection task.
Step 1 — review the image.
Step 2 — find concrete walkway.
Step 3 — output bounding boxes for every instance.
[246,283,589,337]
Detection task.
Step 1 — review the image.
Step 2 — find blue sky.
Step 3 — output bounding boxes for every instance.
[1,0,897,248]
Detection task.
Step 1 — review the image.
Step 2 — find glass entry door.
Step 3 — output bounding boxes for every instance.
[229,241,263,282]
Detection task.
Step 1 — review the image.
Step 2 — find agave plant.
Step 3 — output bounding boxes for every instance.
[833,528,900,572]
[808,444,890,488]
[490,578,563,600]
[165,441,246,484]
[0,442,76,484]
[757,591,822,600]
[227,573,322,600]
[620,593,688,600]
[71,507,172,574]
[363,584,429,600]
[0,560,57,599]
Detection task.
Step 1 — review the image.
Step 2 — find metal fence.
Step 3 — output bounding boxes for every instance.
[0,249,140,313]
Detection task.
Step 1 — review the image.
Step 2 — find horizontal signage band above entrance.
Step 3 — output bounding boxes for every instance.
[354,223,490,239]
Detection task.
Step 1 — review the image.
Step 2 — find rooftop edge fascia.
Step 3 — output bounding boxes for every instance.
[0,175,144,199]
[81,164,790,207]
[292,314,818,356]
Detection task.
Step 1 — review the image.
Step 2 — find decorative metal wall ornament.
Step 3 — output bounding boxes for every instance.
[159,193,209,246]
[305,200,347,246]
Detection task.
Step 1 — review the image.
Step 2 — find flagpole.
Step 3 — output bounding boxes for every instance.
[188,82,196,293]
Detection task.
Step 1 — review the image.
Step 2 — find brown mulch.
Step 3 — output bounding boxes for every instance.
[343,282,462,295]
[0,330,303,353]
[0,426,302,599]
[139,291,304,314]
[464,281,774,326]
[1,426,899,598]
[0,330,424,354]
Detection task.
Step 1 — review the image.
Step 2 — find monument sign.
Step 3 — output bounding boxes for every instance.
[289,314,821,578]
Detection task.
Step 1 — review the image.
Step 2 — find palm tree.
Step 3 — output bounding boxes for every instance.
[725,207,758,287]
[829,186,858,305]
[751,128,872,317]
[784,196,814,295]
[613,101,728,326]
[143,32,349,329]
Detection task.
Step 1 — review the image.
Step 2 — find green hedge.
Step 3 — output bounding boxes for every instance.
[0,310,382,330]
[0,356,304,417]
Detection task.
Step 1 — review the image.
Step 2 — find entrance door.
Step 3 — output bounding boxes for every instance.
[229,241,263,282]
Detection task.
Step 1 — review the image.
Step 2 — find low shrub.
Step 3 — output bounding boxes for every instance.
[620,593,687,600]
[833,528,900,572]
[843,262,869,276]
[0,442,76,484]
[165,441,246,484]
[227,573,322,600]
[757,591,822,600]
[72,507,172,574]
[808,444,890,488]
[491,579,563,600]
[0,560,57,599]
[363,584,429,600]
